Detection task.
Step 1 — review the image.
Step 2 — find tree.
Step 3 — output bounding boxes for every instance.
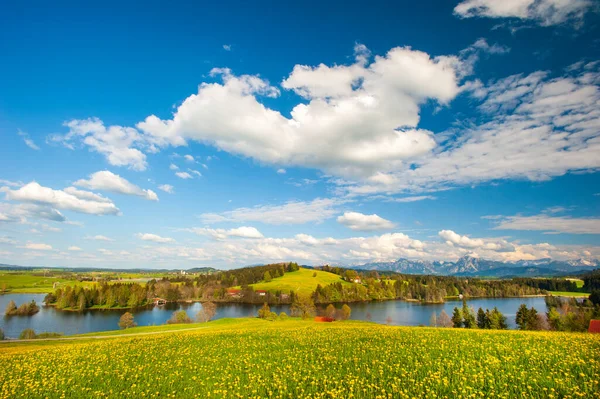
[196,302,217,322]
[19,329,36,339]
[167,310,191,324]
[263,271,272,282]
[312,272,317,277]
[488,307,507,330]
[429,312,438,327]
[462,301,476,329]
[291,293,316,319]
[547,307,562,331]
[325,304,336,319]
[451,307,463,328]
[589,290,600,306]
[258,303,271,319]
[5,300,16,316]
[344,270,358,281]
[118,312,137,329]
[516,304,529,330]
[477,308,487,329]
[0,328,4,340]
[438,310,453,328]
[340,304,352,321]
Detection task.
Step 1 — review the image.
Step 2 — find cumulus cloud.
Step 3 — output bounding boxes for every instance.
[337,211,395,231]
[158,184,174,194]
[136,233,175,243]
[0,203,67,223]
[491,214,600,234]
[74,171,158,201]
[1,182,120,216]
[186,226,264,240]
[199,198,342,225]
[51,118,149,170]
[68,246,82,251]
[276,168,286,174]
[439,229,515,252]
[454,0,594,27]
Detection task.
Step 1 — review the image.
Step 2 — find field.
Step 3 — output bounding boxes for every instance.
[1,319,599,398]
[0,271,168,294]
[245,267,352,295]
[549,291,591,297]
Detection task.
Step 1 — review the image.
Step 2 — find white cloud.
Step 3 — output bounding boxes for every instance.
[392,195,437,203]
[175,172,193,179]
[491,214,600,234]
[169,164,179,170]
[188,169,202,177]
[74,171,158,201]
[85,235,114,242]
[0,236,17,245]
[199,198,342,225]
[454,0,593,27]
[136,233,175,243]
[186,226,264,240]
[0,179,23,188]
[52,118,149,170]
[439,229,515,252]
[18,130,41,151]
[22,243,53,251]
[295,233,319,245]
[343,63,600,195]
[68,246,82,251]
[1,182,120,216]
[337,211,395,231]
[277,168,286,174]
[63,187,113,203]
[0,203,67,223]
[136,45,467,179]
[223,44,231,51]
[158,184,174,194]
[184,154,195,162]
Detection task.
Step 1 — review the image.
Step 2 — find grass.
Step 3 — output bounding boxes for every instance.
[566,278,585,289]
[0,318,598,398]
[243,267,352,295]
[549,291,590,297]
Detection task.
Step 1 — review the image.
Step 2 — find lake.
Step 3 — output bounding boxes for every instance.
[0,294,548,338]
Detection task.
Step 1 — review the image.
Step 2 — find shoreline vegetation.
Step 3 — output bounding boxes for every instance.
[4,300,39,316]
[39,263,559,312]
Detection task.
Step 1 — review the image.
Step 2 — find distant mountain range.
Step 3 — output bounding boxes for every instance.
[351,256,600,277]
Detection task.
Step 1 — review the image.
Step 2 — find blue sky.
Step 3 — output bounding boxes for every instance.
[1,0,599,269]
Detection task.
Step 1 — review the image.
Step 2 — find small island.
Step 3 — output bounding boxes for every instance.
[5,300,40,316]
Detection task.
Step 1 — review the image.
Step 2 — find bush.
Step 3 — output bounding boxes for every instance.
[166,310,192,324]
[19,329,36,339]
[258,303,271,319]
[36,332,63,339]
[196,302,217,323]
[279,312,288,320]
[340,304,351,321]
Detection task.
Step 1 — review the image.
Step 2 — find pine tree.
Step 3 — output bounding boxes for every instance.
[451,307,463,328]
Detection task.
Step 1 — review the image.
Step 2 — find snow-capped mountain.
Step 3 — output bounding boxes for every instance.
[352,256,599,277]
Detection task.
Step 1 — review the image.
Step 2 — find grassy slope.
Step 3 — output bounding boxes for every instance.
[245,267,351,295]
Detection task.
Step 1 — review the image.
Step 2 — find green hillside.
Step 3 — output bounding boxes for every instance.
[245,267,351,295]
[1,318,598,398]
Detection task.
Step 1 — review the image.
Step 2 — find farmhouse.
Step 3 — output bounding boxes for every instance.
[153,298,167,305]
[589,320,600,334]
[256,290,267,296]
[227,289,241,298]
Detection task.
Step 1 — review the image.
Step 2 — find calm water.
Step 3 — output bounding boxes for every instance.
[0,294,547,338]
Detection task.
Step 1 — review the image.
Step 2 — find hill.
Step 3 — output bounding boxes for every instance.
[244,267,351,295]
[0,318,598,398]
